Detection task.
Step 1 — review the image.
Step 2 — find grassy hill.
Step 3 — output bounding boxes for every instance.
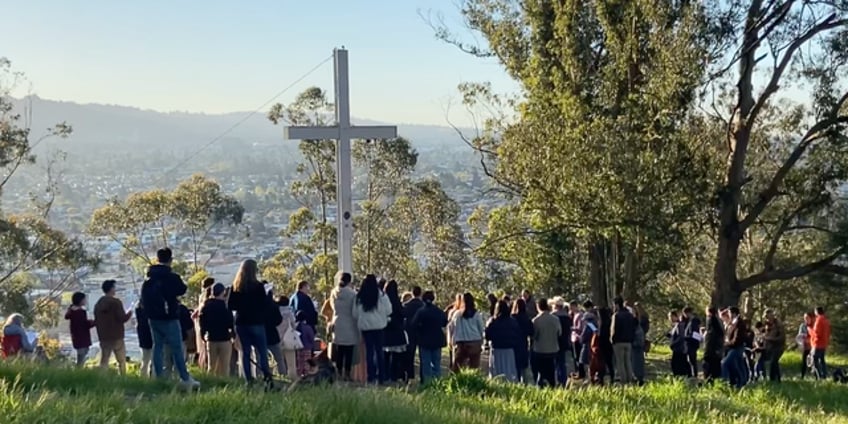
[2,351,848,423]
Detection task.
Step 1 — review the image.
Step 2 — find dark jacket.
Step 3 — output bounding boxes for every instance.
[512,312,534,370]
[199,298,234,342]
[384,300,407,348]
[553,310,573,352]
[411,302,448,349]
[135,305,153,349]
[265,297,284,346]
[178,304,194,342]
[229,282,271,326]
[725,318,748,349]
[65,307,94,349]
[290,291,318,328]
[669,321,686,353]
[683,316,702,351]
[402,298,425,346]
[141,264,188,321]
[611,309,637,344]
[485,316,521,349]
[703,315,724,358]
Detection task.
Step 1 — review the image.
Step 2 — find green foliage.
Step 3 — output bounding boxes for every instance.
[88,173,244,275]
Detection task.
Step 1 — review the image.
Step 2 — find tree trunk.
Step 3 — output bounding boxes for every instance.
[622,233,641,301]
[589,237,609,307]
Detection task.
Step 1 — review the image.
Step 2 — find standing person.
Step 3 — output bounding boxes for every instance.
[410,290,448,383]
[511,298,535,384]
[668,311,689,377]
[763,309,786,382]
[531,298,561,387]
[631,306,647,386]
[354,274,392,384]
[329,272,358,381]
[227,259,274,385]
[445,294,463,366]
[702,307,725,383]
[610,297,636,384]
[551,297,572,386]
[199,283,234,377]
[570,300,585,379]
[383,280,408,382]
[141,248,199,388]
[449,293,486,373]
[597,307,615,383]
[263,288,285,376]
[486,293,498,320]
[295,310,316,377]
[485,300,520,382]
[580,310,600,383]
[722,306,748,388]
[402,286,425,382]
[135,302,153,377]
[290,281,318,331]
[194,277,215,371]
[522,290,538,318]
[65,292,95,367]
[797,312,814,379]
[810,306,831,379]
[681,307,702,377]
[94,280,132,375]
[276,295,298,380]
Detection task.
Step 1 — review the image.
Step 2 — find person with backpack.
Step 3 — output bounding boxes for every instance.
[410,290,448,383]
[140,248,200,389]
[135,301,153,377]
[263,286,285,376]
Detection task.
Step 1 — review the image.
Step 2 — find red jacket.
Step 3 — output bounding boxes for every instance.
[810,315,831,350]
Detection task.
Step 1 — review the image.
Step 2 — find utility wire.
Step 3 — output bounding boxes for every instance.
[153,54,333,186]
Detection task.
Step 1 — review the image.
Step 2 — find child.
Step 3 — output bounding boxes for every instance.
[295,310,315,378]
[752,321,766,381]
[64,292,95,367]
[199,283,234,377]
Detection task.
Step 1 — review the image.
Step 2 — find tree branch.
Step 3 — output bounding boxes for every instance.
[739,245,848,290]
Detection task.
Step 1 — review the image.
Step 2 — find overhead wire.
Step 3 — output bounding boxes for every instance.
[151,53,334,187]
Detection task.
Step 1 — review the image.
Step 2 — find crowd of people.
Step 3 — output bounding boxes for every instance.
[0,246,838,391]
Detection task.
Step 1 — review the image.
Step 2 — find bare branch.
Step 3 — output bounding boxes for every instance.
[739,245,848,289]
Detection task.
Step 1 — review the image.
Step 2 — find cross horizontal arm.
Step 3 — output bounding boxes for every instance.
[283,125,398,140]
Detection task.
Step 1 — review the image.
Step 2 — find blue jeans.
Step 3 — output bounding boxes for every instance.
[236,325,271,382]
[150,319,190,382]
[419,348,441,383]
[721,347,746,388]
[362,330,386,383]
[812,348,827,379]
[555,350,569,386]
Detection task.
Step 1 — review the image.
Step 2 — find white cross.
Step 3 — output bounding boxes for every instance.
[283,48,397,275]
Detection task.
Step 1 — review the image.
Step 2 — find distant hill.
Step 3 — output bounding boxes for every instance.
[11,96,472,154]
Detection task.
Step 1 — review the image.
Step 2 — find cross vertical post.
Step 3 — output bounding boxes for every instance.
[334,48,354,275]
[283,48,398,276]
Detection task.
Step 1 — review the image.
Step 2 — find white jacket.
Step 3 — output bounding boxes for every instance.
[353,293,392,331]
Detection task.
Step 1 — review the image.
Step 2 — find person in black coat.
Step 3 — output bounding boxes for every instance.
[135,303,153,377]
[264,288,285,375]
[702,306,725,382]
[290,281,318,330]
[682,306,702,377]
[402,286,425,382]
[598,307,615,384]
[383,281,408,382]
[411,291,448,383]
[485,301,522,382]
[511,298,535,384]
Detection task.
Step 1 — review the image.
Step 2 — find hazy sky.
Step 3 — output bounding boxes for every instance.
[2,0,518,126]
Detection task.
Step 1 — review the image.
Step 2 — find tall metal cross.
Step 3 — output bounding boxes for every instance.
[284,48,397,275]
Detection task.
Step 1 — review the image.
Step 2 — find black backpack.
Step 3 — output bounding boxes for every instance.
[141,277,169,319]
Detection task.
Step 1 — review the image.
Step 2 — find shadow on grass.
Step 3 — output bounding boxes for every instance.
[760,380,848,416]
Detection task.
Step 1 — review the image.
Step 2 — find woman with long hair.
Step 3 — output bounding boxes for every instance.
[597,307,615,384]
[702,306,725,382]
[485,300,520,382]
[383,280,408,382]
[354,274,392,384]
[329,271,358,380]
[227,259,273,385]
[511,298,534,383]
[194,277,216,370]
[448,293,485,372]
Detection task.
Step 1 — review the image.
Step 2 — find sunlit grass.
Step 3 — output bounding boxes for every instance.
[2,351,848,423]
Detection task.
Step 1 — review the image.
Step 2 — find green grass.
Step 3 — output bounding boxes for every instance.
[2,351,848,424]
